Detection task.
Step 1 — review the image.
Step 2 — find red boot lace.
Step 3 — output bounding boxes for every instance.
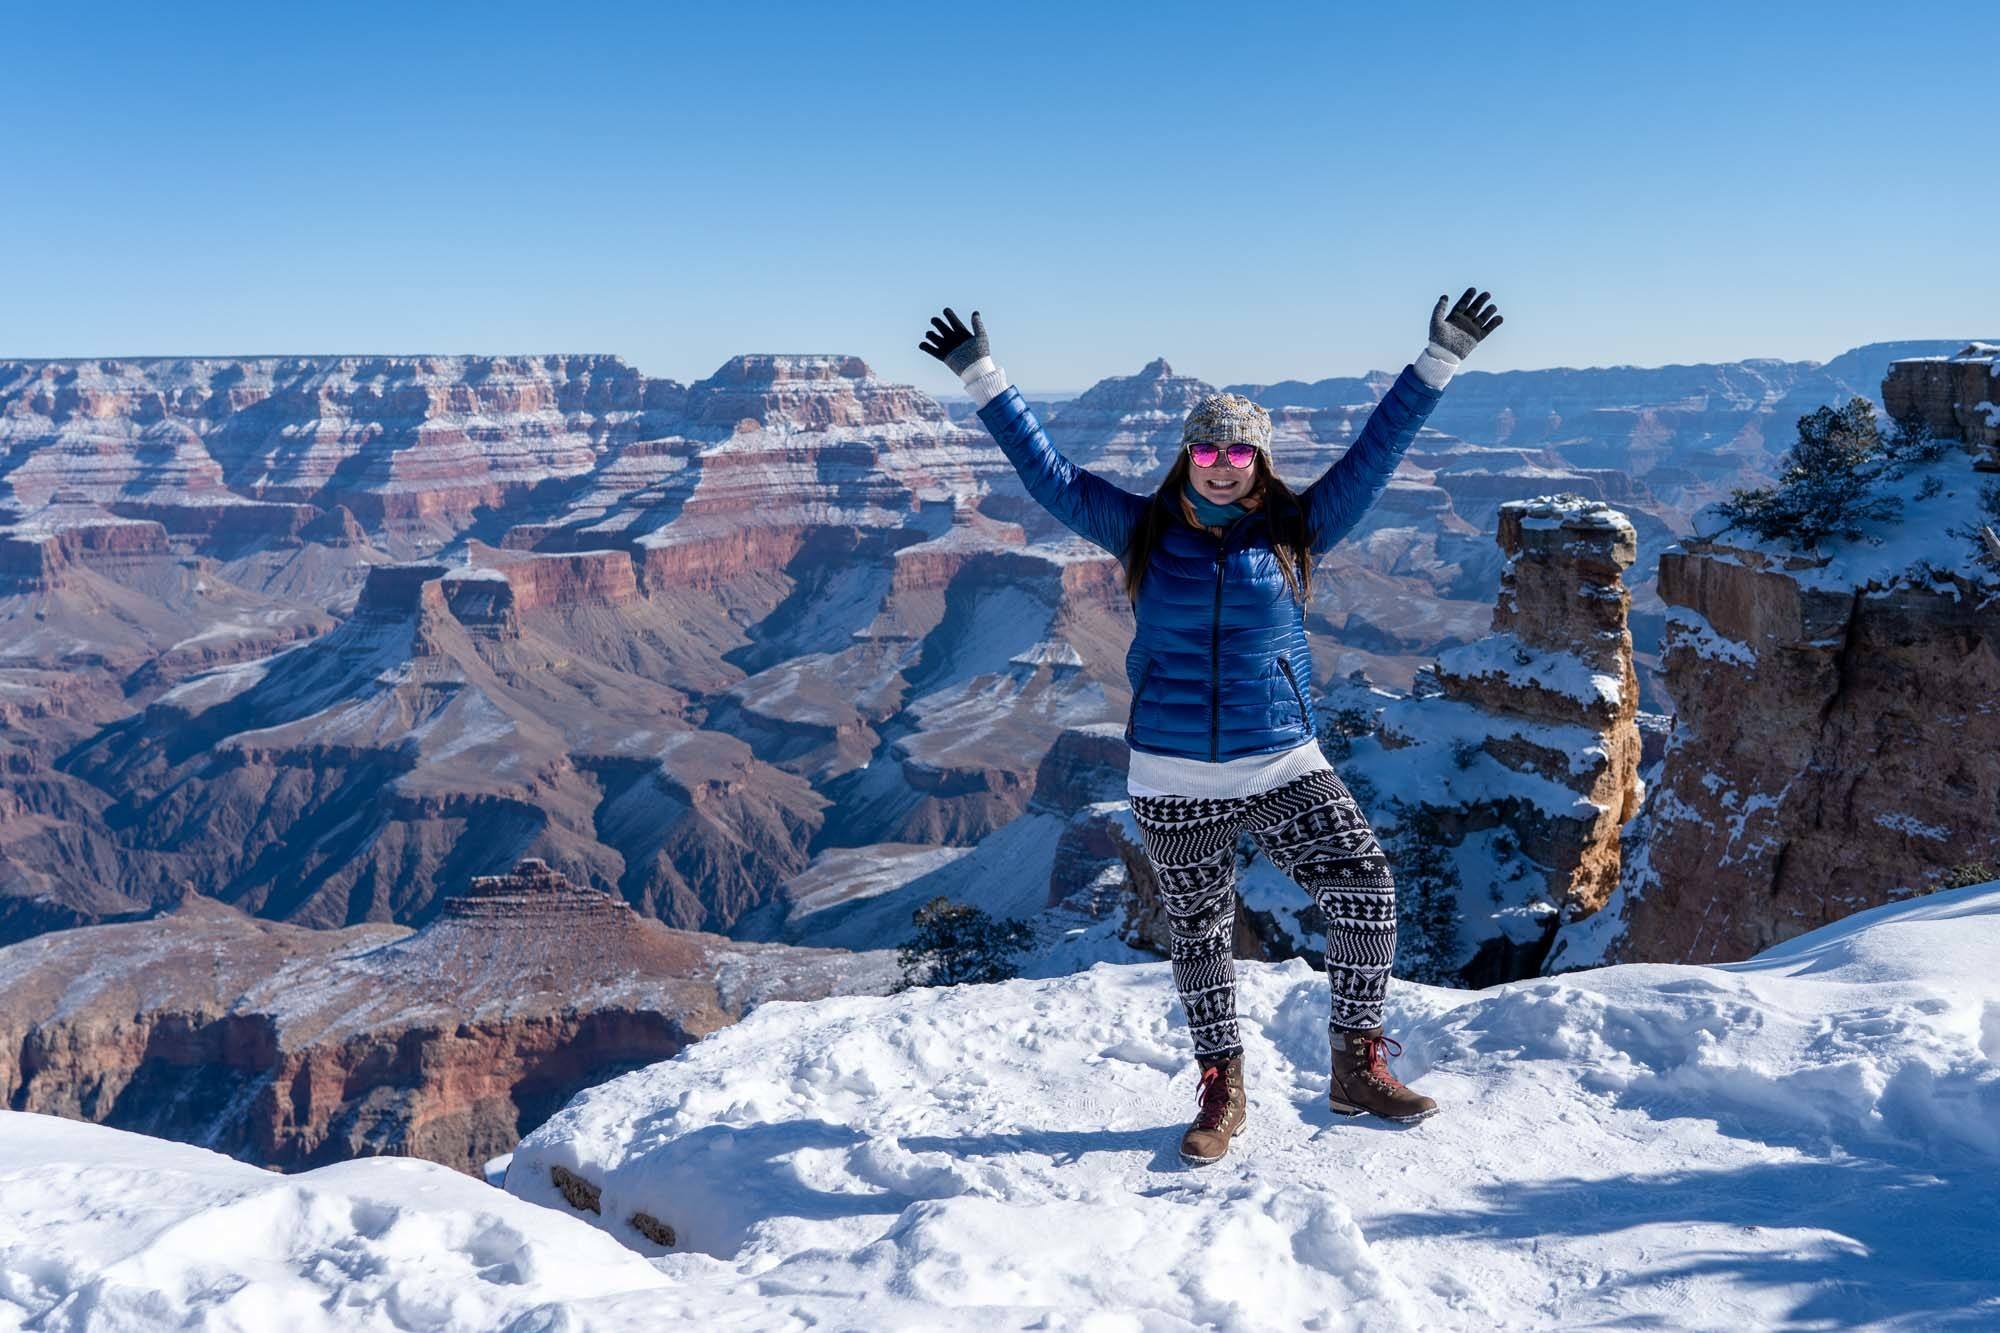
[1362,1035,1408,1089]
[1193,1064,1232,1130]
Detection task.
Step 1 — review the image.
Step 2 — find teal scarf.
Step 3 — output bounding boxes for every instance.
[1183,477,1250,527]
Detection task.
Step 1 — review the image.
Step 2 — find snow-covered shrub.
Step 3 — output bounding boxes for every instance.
[1940,861,1998,890]
[1315,702,1378,761]
[1711,397,1903,551]
[895,896,1034,990]
[1880,409,1953,473]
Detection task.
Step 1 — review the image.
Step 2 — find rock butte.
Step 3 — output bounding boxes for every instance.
[0,860,895,1175]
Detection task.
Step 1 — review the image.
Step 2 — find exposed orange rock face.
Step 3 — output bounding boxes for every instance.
[1596,353,2000,965]
[1610,540,2000,963]
[0,861,894,1175]
[0,505,169,591]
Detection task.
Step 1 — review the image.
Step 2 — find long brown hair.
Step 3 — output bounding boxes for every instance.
[1119,449,1316,608]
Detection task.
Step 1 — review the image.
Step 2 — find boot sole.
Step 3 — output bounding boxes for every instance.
[1328,1098,1440,1124]
[1179,1118,1246,1165]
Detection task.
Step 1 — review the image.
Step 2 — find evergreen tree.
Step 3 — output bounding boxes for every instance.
[895,896,1034,991]
[1880,409,1950,472]
[1385,808,1462,986]
[1314,702,1378,761]
[1713,397,1902,550]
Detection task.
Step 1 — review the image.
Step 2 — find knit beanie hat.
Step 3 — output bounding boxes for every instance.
[1181,392,1272,457]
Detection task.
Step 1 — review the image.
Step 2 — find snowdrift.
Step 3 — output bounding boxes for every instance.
[3,883,1995,1330]
[504,881,2000,1329]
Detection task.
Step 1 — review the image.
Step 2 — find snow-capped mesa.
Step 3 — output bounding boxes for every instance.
[4,880,1994,1328]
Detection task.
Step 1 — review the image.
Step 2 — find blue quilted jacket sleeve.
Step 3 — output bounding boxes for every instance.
[975,386,1147,558]
[1300,364,1444,556]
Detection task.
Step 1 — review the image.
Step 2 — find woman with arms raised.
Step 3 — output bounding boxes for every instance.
[919,290,1502,1165]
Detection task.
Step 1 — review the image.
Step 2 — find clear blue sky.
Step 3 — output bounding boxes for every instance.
[0,1,1986,392]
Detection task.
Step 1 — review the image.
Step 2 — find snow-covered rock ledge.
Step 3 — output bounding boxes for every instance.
[4,883,1996,1330]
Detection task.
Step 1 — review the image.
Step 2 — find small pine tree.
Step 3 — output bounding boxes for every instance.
[895,896,1034,991]
[1314,702,1377,761]
[1712,397,1903,551]
[1385,808,1462,986]
[1880,409,1951,472]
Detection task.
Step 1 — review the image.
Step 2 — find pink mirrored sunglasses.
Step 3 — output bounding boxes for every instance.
[1187,442,1258,469]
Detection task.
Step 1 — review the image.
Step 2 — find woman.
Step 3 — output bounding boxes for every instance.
[919,290,1502,1164]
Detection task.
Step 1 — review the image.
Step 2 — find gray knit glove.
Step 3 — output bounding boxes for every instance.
[919,306,1010,406]
[919,307,989,373]
[1428,287,1504,360]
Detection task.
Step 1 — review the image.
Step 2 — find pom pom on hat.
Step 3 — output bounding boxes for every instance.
[1181,392,1272,455]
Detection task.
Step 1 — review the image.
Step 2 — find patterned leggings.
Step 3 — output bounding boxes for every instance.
[1129,766,1397,1061]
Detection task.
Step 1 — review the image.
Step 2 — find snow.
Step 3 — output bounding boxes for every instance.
[1663,603,1758,666]
[6,885,1997,1329]
[1361,699,1612,818]
[0,1116,672,1330]
[1686,443,2000,595]
[1875,810,1950,841]
[1433,630,1622,708]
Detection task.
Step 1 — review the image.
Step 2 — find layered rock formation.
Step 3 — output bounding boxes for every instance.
[0,860,897,1175]
[4,353,1146,942]
[1334,495,1644,979]
[51,545,830,935]
[0,354,682,536]
[1881,341,1999,462]
[1574,358,2000,965]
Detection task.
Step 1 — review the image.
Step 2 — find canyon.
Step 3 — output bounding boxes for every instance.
[4,336,1994,1174]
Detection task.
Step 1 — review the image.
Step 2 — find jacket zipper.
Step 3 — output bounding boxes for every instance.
[1209,532,1227,761]
[1278,656,1309,726]
[1200,512,1262,761]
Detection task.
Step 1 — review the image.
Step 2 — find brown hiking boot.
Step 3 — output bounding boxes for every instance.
[1329,1027,1438,1123]
[1179,1052,1247,1165]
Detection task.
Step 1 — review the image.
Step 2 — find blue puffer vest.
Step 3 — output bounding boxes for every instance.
[974,365,1444,762]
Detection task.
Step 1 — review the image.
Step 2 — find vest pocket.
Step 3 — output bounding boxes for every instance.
[1277,656,1310,727]
[1125,659,1156,742]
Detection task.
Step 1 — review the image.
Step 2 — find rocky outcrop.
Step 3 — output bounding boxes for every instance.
[1607,538,2000,963]
[679,354,949,432]
[0,861,898,1175]
[1345,494,1644,981]
[1591,358,2000,965]
[1040,357,1214,479]
[1882,342,2000,463]
[0,501,169,591]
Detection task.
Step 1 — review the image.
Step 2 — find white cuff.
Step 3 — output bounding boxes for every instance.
[1412,341,1460,389]
[958,355,1012,407]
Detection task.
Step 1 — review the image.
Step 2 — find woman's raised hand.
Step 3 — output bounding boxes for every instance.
[1429,288,1504,361]
[918,306,991,375]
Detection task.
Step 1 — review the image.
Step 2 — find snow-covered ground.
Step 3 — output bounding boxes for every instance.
[6,883,1997,1330]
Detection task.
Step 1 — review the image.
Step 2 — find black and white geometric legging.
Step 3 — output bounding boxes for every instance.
[1129,766,1398,1061]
